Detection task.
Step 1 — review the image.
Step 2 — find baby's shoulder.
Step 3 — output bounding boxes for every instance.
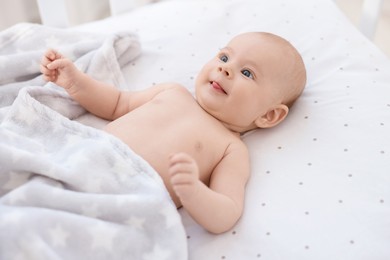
[217,135,249,168]
[228,137,249,155]
[155,82,192,96]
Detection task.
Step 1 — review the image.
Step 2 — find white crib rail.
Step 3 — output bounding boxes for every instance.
[36,0,69,28]
[359,0,384,39]
[109,0,159,15]
[36,0,157,28]
[36,0,384,40]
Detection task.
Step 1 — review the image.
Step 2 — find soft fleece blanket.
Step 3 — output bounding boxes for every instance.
[0,24,187,260]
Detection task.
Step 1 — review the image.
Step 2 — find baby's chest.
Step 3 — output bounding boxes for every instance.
[139,114,228,172]
[114,92,232,175]
[152,116,228,156]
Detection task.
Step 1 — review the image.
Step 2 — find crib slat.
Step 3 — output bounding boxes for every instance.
[109,0,138,15]
[109,0,159,15]
[359,0,384,39]
[36,0,70,27]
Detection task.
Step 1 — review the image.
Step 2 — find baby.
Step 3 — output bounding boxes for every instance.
[40,32,306,234]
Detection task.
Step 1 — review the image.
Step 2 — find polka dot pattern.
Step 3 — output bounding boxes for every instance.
[77,0,390,259]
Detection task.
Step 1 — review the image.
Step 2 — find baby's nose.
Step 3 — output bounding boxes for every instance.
[218,66,231,77]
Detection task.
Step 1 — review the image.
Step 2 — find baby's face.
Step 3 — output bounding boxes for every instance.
[195,32,288,132]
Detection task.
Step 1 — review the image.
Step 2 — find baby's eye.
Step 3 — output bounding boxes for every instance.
[241,69,253,79]
[219,55,229,63]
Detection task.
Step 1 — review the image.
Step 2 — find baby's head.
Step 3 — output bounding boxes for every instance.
[195,32,306,133]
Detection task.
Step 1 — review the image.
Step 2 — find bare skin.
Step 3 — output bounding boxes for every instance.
[40,32,306,234]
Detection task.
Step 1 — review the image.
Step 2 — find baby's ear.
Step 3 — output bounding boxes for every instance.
[255,104,289,128]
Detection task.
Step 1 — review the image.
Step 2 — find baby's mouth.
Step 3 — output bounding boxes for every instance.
[210,81,227,95]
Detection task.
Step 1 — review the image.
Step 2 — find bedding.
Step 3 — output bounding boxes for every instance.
[0,24,187,260]
[0,0,389,259]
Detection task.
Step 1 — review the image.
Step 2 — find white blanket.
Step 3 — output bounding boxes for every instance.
[0,23,187,260]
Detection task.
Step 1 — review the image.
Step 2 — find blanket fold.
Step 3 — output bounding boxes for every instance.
[0,23,187,260]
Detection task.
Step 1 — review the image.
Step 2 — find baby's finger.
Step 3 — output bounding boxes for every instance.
[169,163,192,177]
[170,173,193,186]
[45,48,62,60]
[40,64,52,75]
[169,152,193,166]
[42,74,55,82]
[40,67,56,81]
[41,55,51,67]
[42,50,54,65]
[42,49,61,66]
[47,58,70,70]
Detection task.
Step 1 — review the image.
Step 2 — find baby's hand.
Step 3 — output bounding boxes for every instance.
[169,153,201,203]
[40,49,78,90]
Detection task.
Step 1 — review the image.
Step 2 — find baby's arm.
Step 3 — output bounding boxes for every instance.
[169,141,250,234]
[41,49,125,120]
[41,49,179,120]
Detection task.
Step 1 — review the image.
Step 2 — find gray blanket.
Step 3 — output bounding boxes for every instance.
[0,23,187,260]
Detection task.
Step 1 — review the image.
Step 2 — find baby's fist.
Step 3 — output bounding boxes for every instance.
[168,153,200,202]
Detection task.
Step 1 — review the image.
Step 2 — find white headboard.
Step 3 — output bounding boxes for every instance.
[36,0,384,40]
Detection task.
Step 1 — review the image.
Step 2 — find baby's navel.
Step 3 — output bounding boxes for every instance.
[195,141,203,152]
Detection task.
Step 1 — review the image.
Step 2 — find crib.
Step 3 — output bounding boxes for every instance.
[1,0,389,259]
